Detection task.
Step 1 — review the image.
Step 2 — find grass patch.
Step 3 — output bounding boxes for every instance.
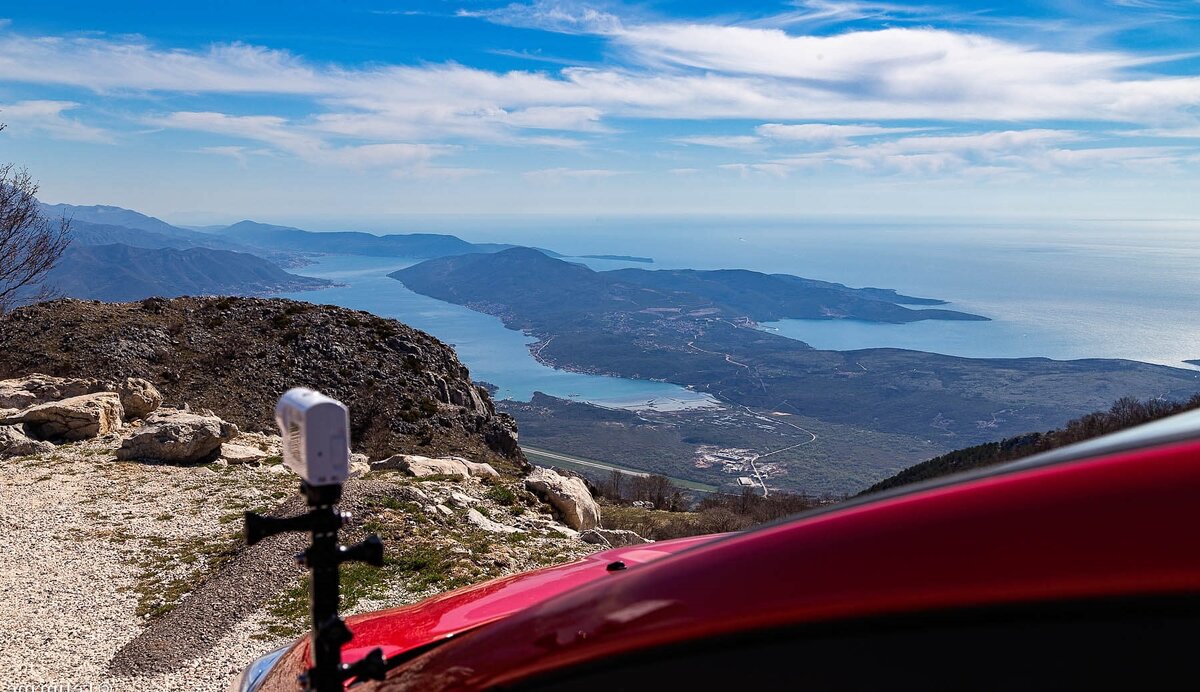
[485,485,518,506]
[132,533,241,619]
[414,473,463,483]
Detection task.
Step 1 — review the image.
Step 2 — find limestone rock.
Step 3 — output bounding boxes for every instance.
[220,443,268,465]
[117,378,162,419]
[0,374,104,410]
[524,466,601,531]
[117,410,238,463]
[460,458,501,480]
[0,425,55,457]
[350,453,370,478]
[467,508,521,534]
[449,491,477,507]
[3,392,124,441]
[372,454,499,480]
[580,528,651,548]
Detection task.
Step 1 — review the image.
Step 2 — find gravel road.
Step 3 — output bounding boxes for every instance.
[0,434,295,691]
[1,434,597,691]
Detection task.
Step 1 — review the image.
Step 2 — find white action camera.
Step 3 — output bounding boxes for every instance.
[275,387,351,486]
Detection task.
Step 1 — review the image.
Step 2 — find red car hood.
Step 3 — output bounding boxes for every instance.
[258,533,722,688]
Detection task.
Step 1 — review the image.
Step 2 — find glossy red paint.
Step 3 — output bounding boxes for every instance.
[371,438,1200,690]
[258,533,720,688]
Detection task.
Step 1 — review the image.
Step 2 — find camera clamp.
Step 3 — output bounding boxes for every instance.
[245,481,388,691]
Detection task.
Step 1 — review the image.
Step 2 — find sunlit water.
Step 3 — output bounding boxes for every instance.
[280,255,720,409]
[408,216,1200,370]
[283,217,1200,412]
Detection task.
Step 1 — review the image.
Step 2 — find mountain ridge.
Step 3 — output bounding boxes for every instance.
[216,220,518,259]
[40,202,191,237]
[43,244,331,301]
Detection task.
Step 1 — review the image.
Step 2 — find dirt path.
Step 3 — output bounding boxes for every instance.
[0,436,297,691]
[1,434,598,691]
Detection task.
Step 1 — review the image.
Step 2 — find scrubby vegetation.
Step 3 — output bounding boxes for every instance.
[862,395,1200,495]
[592,467,825,540]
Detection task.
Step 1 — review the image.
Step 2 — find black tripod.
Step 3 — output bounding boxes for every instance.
[246,482,388,691]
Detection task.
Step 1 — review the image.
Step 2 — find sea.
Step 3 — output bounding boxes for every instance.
[283,216,1200,409]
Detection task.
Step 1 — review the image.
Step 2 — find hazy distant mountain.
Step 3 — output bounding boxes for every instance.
[42,204,309,267]
[68,220,199,250]
[45,202,559,261]
[66,219,277,255]
[216,220,532,259]
[180,224,233,233]
[43,244,331,301]
[40,203,188,237]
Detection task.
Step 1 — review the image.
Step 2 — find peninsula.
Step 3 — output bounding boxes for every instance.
[393,248,1200,447]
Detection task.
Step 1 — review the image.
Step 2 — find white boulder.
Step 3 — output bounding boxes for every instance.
[117,377,163,419]
[0,374,102,410]
[372,454,500,480]
[117,410,238,463]
[3,392,124,441]
[219,443,269,465]
[524,466,601,531]
[467,508,521,534]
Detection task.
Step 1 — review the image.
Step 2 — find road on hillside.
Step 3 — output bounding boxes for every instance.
[522,446,718,492]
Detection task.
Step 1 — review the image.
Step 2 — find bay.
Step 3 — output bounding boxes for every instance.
[280,254,719,410]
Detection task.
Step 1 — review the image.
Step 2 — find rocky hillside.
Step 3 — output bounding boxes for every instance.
[45,244,331,301]
[0,373,627,691]
[0,297,523,469]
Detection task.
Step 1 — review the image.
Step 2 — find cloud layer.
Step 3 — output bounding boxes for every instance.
[1,1,1198,194]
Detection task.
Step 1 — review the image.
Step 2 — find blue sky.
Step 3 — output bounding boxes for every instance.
[1,1,1199,224]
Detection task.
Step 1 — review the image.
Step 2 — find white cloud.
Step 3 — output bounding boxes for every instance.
[881,129,1079,154]
[757,123,928,142]
[197,145,251,165]
[523,167,625,182]
[673,135,761,149]
[459,1,623,35]
[0,33,329,95]
[748,128,1189,176]
[0,100,110,142]
[741,0,945,28]
[149,111,449,169]
[1,17,1198,194]
[1122,125,1200,138]
[3,23,1199,129]
[718,162,793,178]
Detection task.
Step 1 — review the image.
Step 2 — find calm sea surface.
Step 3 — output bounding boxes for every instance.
[428,217,1200,369]
[284,217,1200,406]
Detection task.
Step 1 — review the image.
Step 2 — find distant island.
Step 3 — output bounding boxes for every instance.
[1188,360,1200,367]
[392,247,1200,447]
[577,254,654,263]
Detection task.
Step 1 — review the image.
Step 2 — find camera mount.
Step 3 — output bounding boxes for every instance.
[245,481,388,691]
